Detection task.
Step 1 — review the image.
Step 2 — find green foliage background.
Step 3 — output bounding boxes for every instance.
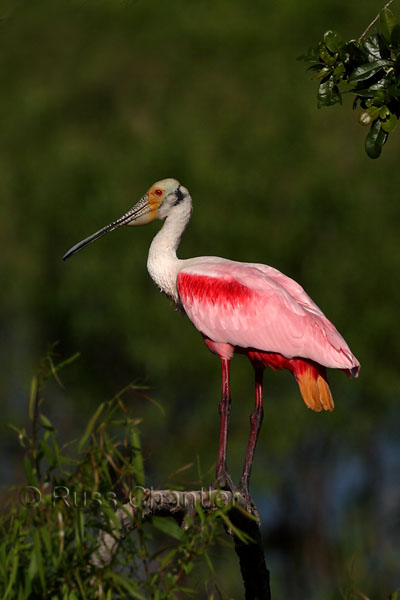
[0,0,399,598]
[299,6,400,158]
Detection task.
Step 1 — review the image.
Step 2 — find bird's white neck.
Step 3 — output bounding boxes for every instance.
[147,196,192,302]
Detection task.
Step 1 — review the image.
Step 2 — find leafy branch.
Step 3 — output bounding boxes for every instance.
[2,353,271,599]
[299,3,400,158]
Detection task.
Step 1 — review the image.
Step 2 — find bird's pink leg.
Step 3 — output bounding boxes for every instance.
[216,357,235,491]
[239,365,264,497]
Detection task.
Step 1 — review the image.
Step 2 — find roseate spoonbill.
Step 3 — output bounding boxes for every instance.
[63,178,360,497]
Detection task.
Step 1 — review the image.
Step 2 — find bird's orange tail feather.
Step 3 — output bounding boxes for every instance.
[294,361,334,412]
[247,351,334,412]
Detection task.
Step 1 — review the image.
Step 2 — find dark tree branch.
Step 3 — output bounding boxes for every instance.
[228,505,271,600]
[91,488,271,599]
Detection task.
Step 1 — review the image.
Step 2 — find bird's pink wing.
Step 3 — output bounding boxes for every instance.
[177,260,359,371]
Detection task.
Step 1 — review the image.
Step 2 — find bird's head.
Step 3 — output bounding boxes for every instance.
[63,178,188,260]
[140,178,189,223]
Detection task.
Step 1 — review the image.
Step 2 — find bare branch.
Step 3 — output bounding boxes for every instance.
[358,0,396,43]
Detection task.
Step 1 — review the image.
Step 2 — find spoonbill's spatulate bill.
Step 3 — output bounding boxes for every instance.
[64,178,360,497]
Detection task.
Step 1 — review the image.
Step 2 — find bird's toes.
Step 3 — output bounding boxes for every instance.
[213,470,236,494]
[237,482,256,512]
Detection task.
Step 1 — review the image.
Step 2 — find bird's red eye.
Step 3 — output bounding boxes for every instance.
[154,189,163,197]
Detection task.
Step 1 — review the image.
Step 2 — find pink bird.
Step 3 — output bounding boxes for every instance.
[63,178,360,498]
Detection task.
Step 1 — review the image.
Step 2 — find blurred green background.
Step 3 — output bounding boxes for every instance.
[1,0,399,597]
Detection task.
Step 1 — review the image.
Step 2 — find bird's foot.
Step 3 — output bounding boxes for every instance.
[238,478,255,513]
[212,469,236,494]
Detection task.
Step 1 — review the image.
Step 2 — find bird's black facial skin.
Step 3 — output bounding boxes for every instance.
[174,185,184,205]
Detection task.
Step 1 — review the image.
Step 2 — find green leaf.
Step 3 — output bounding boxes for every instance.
[318,79,341,107]
[377,31,392,59]
[365,119,388,158]
[203,549,214,573]
[105,572,147,599]
[319,44,336,66]
[39,414,54,430]
[348,59,392,82]
[358,106,380,126]
[40,437,56,466]
[182,560,194,575]
[195,502,205,524]
[73,569,88,600]
[77,401,104,453]
[29,376,38,421]
[381,111,398,132]
[8,424,27,447]
[39,525,52,556]
[152,516,184,541]
[352,88,384,99]
[23,456,38,486]
[33,529,46,592]
[313,66,331,80]
[324,30,345,54]
[218,512,254,544]
[160,547,178,569]
[369,78,390,91]
[333,62,346,78]
[395,53,400,75]
[52,352,80,373]
[391,24,400,49]
[344,40,366,64]
[297,47,320,63]
[27,531,45,591]
[380,7,397,42]
[130,428,145,486]
[3,549,19,600]
[379,105,390,119]
[363,34,383,61]
[307,64,326,73]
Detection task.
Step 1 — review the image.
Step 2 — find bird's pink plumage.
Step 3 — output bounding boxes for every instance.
[177,260,359,374]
